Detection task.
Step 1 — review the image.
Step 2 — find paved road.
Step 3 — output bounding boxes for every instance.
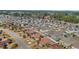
[0,28,29,49]
[36,30,76,49]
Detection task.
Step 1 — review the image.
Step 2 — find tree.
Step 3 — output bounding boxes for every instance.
[13,13,20,16]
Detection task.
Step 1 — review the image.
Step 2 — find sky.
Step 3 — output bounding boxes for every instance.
[0,0,79,10]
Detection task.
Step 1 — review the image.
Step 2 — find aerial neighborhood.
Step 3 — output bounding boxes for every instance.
[0,10,79,49]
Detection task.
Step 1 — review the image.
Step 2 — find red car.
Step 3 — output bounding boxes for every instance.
[51,43,61,49]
